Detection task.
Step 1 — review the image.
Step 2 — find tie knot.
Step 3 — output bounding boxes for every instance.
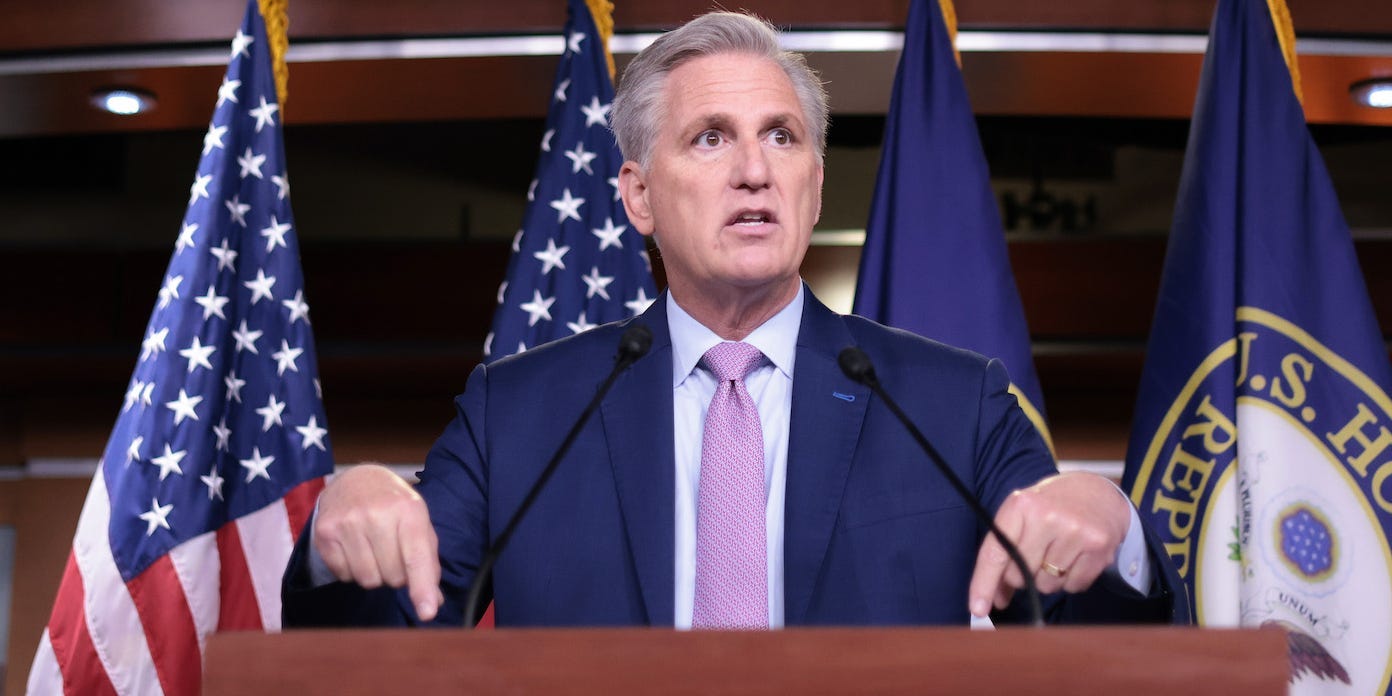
[703,342,764,382]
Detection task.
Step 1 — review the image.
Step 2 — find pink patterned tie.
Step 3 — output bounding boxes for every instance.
[693,341,768,629]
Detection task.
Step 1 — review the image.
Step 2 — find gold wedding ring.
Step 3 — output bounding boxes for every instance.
[1042,561,1068,578]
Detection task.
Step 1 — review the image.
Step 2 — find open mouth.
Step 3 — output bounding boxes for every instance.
[729,209,775,226]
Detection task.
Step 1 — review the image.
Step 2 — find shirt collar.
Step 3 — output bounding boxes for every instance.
[667,284,803,388]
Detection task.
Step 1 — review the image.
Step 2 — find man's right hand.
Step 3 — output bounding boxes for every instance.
[312,464,445,621]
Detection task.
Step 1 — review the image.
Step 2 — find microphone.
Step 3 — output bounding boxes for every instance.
[837,346,1045,627]
[461,323,654,627]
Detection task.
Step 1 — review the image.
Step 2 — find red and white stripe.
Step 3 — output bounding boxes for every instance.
[28,470,324,696]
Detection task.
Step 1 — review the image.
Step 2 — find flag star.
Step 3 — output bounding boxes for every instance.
[567,31,586,55]
[230,28,254,58]
[255,394,286,432]
[592,217,627,251]
[272,339,304,376]
[124,380,145,411]
[296,415,329,451]
[189,174,213,205]
[527,179,538,202]
[249,96,279,132]
[554,78,571,102]
[224,370,246,403]
[150,444,187,481]
[175,223,199,255]
[260,215,291,253]
[282,289,311,325]
[550,188,585,223]
[239,447,275,483]
[165,389,203,425]
[565,141,598,175]
[517,341,528,354]
[179,336,216,373]
[541,129,555,152]
[126,435,144,464]
[496,280,508,304]
[519,290,555,326]
[533,238,570,274]
[483,332,494,358]
[232,320,262,354]
[210,238,238,272]
[244,269,276,304]
[640,249,652,272]
[314,378,322,399]
[581,266,615,300]
[608,176,621,202]
[580,97,612,128]
[512,229,524,253]
[141,327,169,361]
[138,498,174,536]
[194,285,230,320]
[225,194,251,227]
[213,417,232,451]
[140,382,155,407]
[216,78,241,108]
[237,147,267,179]
[201,123,228,158]
[157,275,183,309]
[271,173,290,200]
[200,469,225,501]
[626,287,655,316]
[566,312,598,335]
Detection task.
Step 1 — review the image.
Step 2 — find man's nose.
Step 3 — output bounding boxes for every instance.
[730,138,771,190]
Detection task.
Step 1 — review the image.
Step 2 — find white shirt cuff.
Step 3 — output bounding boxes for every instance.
[1108,486,1153,594]
[303,503,339,588]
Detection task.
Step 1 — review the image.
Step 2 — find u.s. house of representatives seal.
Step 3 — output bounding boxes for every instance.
[1130,308,1392,694]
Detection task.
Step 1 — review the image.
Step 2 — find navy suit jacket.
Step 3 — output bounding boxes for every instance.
[283,290,1188,627]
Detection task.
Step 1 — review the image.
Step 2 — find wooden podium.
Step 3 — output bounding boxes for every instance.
[203,627,1288,694]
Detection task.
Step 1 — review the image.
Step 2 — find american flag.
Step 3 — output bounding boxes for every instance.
[28,2,332,694]
[485,0,656,362]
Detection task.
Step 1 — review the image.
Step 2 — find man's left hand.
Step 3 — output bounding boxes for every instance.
[966,471,1131,617]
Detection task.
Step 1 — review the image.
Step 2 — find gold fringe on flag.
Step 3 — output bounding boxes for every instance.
[1266,0,1304,106]
[258,0,291,109]
[585,0,618,81]
[938,0,962,69]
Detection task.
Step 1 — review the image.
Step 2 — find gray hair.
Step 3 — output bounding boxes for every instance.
[610,12,829,168]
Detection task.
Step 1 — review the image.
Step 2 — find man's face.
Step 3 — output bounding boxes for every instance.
[620,53,824,302]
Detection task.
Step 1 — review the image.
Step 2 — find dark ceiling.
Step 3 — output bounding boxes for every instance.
[2,0,1391,139]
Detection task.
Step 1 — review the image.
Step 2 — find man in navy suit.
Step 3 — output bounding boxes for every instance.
[282,12,1186,628]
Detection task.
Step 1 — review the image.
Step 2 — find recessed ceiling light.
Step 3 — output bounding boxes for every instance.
[1350,79,1392,109]
[91,88,156,115]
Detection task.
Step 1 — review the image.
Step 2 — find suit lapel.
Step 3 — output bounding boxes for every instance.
[784,290,870,623]
[600,299,675,625]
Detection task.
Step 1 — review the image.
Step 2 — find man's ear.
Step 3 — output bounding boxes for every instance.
[813,162,825,226]
[618,162,655,237]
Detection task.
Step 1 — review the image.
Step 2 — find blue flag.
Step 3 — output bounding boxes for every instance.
[1122,0,1392,690]
[30,2,332,692]
[853,0,1051,449]
[485,0,656,361]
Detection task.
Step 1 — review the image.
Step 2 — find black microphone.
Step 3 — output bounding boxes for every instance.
[461,323,653,627]
[838,346,1045,627]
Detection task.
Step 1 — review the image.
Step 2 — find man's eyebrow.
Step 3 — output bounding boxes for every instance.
[684,113,735,134]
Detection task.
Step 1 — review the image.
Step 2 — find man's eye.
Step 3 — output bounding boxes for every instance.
[696,131,723,147]
[769,128,792,146]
